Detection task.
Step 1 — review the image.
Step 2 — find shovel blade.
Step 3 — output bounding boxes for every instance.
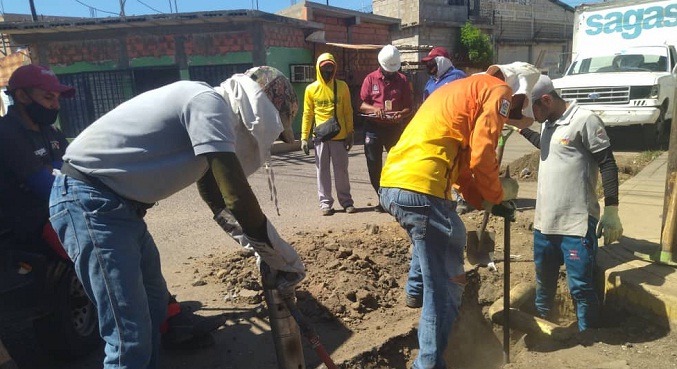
[466,230,496,266]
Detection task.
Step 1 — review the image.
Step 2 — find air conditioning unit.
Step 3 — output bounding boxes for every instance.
[290,65,315,83]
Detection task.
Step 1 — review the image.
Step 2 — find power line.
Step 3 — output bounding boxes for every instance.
[137,0,164,14]
[74,0,119,16]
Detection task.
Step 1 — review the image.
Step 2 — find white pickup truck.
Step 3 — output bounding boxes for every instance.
[552,0,677,148]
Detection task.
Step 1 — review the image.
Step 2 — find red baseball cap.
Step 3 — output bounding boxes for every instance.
[7,64,75,97]
[422,47,450,62]
[319,59,335,68]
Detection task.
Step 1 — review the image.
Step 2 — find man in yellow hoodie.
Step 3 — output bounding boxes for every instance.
[301,53,355,216]
[379,62,539,369]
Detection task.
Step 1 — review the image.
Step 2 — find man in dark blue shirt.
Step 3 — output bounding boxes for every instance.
[0,64,72,256]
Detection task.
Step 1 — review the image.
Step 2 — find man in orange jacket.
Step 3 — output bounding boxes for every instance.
[379,62,540,369]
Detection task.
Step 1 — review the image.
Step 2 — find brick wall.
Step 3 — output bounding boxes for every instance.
[350,23,391,45]
[184,32,254,56]
[263,24,309,49]
[127,35,176,59]
[45,39,122,65]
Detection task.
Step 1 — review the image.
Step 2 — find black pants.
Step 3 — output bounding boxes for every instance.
[363,122,404,193]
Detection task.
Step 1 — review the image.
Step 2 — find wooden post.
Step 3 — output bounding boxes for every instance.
[660,84,677,259]
[0,337,18,369]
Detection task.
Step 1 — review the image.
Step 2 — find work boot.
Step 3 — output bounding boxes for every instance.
[405,294,422,309]
[162,310,227,351]
[345,206,357,214]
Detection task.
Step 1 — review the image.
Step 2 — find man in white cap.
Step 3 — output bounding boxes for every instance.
[513,74,623,331]
[379,62,539,369]
[49,66,304,369]
[359,44,413,211]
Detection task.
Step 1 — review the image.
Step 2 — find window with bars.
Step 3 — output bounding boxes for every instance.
[188,64,253,87]
[58,71,131,138]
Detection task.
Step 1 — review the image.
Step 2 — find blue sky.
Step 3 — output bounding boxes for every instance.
[2,0,584,18]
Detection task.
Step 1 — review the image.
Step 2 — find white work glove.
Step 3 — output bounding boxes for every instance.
[344,132,354,151]
[596,206,623,245]
[214,210,306,292]
[301,140,310,155]
[247,220,305,293]
[500,177,519,201]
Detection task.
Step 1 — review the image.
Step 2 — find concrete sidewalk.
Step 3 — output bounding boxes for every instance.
[594,153,677,328]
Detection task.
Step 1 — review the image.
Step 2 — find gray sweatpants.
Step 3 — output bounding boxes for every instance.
[314,139,353,210]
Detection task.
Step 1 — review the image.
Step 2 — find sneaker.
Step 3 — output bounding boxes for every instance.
[374,204,385,213]
[321,208,335,216]
[345,206,357,214]
[405,294,422,309]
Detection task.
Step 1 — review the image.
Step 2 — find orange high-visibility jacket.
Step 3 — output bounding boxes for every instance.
[380,73,512,208]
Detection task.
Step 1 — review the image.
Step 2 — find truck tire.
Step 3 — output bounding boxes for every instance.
[642,108,669,150]
[33,263,100,359]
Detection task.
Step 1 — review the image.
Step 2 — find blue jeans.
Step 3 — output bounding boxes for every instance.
[380,187,466,369]
[49,175,168,369]
[534,217,599,331]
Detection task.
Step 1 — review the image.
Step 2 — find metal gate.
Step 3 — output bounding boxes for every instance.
[58,71,131,138]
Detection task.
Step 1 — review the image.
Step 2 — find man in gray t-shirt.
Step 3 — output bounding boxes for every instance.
[49,66,303,369]
[516,75,623,332]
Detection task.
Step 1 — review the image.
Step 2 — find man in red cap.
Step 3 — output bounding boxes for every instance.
[0,64,74,258]
[0,64,225,356]
[422,46,467,101]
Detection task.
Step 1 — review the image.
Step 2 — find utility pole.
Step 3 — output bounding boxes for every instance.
[28,0,37,21]
[659,83,677,261]
[119,0,126,16]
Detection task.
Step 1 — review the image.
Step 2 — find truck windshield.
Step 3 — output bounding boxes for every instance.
[566,47,669,75]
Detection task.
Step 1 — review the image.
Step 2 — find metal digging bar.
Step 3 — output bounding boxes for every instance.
[282,295,339,369]
[260,263,305,369]
[503,182,511,364]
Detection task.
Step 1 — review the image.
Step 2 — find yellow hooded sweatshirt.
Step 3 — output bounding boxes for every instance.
[301,53,354,141]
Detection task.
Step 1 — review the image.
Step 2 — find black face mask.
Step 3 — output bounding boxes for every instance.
[25,101,59,126]
[320,70,333,82]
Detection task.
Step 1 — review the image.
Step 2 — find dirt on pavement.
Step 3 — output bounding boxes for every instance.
[3,150,675,369]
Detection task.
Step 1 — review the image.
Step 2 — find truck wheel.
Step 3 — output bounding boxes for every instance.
[658,119,671,150]
[642,109,669,150]
[33,263,100,359]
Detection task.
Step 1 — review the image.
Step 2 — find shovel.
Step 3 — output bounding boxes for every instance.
[466,126,514,269]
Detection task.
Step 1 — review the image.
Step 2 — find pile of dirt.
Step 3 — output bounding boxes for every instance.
[199,224,414,329]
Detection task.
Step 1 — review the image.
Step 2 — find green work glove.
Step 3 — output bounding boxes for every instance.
[301,140,310,156]
[344,132,354,151]
[596,205,623,245]
[500,177,519,201]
